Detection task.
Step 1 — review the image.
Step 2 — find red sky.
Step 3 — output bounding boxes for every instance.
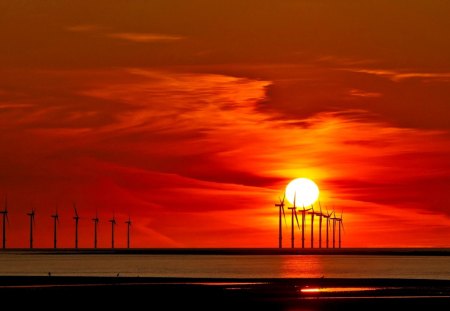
[1,1,450,248]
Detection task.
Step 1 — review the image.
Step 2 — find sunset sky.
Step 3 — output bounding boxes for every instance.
[1,1,450,248]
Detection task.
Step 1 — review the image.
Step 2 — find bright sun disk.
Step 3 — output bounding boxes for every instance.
[285,178,319,206]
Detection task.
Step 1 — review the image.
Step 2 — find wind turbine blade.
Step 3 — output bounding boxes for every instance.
[325,205,331,216]
[319,201,323,214]
[74,205,79,218]
[294,209,300,230]
[6,212,9,225]
[282,193,285,204]
[281,206,287,227]
[293,192,297,208]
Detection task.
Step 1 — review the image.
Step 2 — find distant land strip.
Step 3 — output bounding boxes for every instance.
[1,248,450,256]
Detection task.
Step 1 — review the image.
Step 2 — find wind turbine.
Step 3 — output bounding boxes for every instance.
[308,204,322,248]
[299,204,312,248]
[0,195,9,249]
[338,211,344,248]
[73,203,80,249]
[92,211,99,249]
[51,208,59,249]
[330,211,340,249]
[317,202,325,248]
[109,214,116,249]
[275,195,287,248]
[322,209,333,248]
[125,216,132,249]
[287,193,300,248]
[27,208,36,249]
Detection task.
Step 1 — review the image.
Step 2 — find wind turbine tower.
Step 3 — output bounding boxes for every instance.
[27,209,36,249]
[73,203,80,249]
[322,210,333,248]
[125,216,132,249]
[92,212,99,249]
[51,209,59,249]
[275,195,287,248]
[299,205,311,248]
[330,211,339,249]
[317,202,325,248]
[287,193,300,248]
[338,211,344,248]
[0,195,9,249]
[109,214,116,249]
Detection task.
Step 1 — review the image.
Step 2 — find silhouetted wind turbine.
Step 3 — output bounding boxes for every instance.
[330,210,339,249]
[322,209,333,248]
[287,193,300,248]
[109,214,116,249]
[275,195,287,248]
[51,208,59,249]
[308,204,322,248]
[338,211,344,248]
[318,202,325,248]
[125,216,132,249]
[0,195,9,249]
[92,211,99,249]
[299,204,312,248]
[73,203,80,249]
[27,208,36,249]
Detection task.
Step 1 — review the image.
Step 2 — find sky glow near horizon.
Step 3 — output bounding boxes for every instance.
[1,1,450,248]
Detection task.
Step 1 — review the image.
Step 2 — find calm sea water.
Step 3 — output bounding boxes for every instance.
[0,253,449,279]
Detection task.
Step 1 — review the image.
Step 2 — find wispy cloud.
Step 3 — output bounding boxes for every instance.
[348,88,382,98]
[107,32,184,43]
[2,68,450,247]
[66,26,184,44]
[349,68,450,82]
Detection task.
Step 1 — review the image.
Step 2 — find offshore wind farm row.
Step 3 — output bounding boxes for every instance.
[275,194,345,249]
[1,178,341,250]
[276,178,345,250]
[0,196,132,250]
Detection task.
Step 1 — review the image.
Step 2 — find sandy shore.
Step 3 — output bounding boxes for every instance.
[0,276,449,310]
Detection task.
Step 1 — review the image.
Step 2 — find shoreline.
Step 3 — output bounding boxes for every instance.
[1,247,450,256]
[2,275,450,285]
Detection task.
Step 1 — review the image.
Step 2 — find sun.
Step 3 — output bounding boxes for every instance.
[285,178,319,206]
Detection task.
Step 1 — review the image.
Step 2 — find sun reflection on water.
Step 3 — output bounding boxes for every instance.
[280,255,325,278]
[300,287,378,293]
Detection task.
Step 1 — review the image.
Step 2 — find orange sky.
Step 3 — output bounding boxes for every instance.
[1,1,450,248]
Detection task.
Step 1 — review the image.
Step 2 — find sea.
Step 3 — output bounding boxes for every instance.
[1,252,450,279]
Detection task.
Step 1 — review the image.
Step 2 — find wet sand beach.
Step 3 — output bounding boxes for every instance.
[0,276,449,310]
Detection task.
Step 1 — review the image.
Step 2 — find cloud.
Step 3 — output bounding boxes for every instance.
[2,68,450,247]
[349,68,450,82]
[65,26,184,44]
[348,88,382,98]
[107,32,184,43]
